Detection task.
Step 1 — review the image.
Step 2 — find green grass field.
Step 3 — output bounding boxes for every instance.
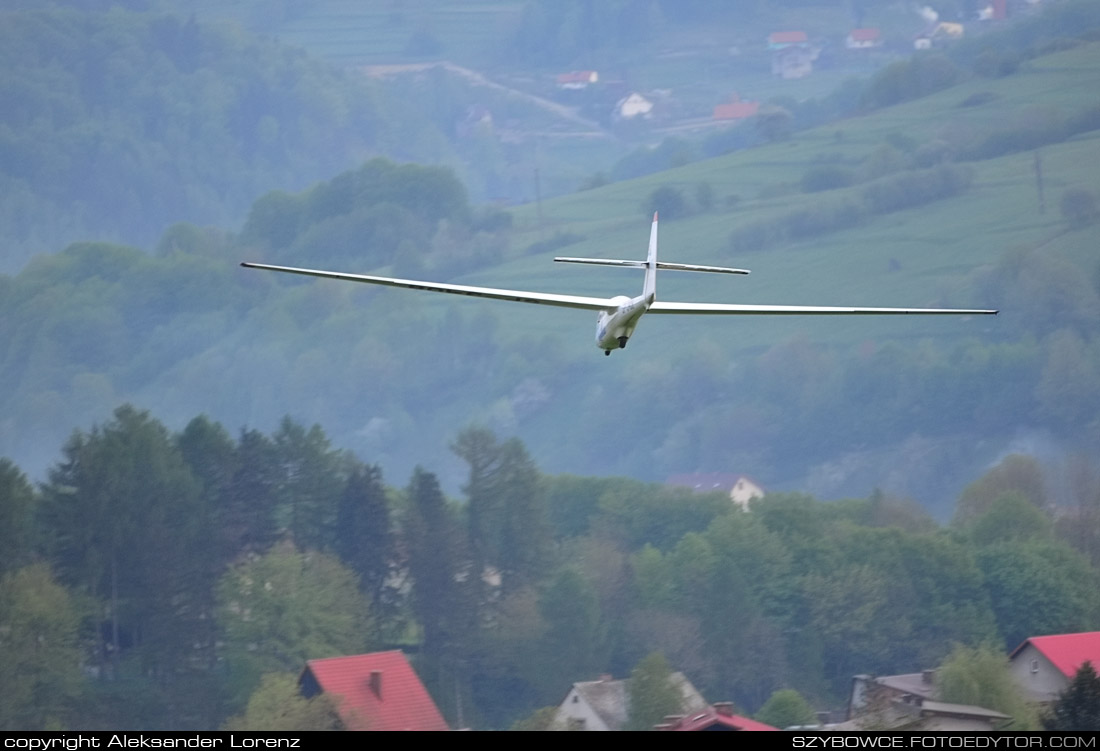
[398,41,1100,359]
[270,1,526,66]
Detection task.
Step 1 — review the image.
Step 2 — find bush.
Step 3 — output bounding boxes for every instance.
[1064,104,1100,139]
[963,121,1065,161]
[1061,187,1098,229]
[801,165,857,193]
[973,48,1020,78]
[787,199,865,239]
[728,220,783,254]
[861,164,973,215]
[959,102,1100,162]
[860,144,910,181]
[695,181,715,212]
[525,231,584,256]
[958,91,998,108]
[728,164,972,254]
[643,186,690,220]
[914,139,954,167]
[578,172,610,191]
[472,207,513,232]
[863,55,963,109]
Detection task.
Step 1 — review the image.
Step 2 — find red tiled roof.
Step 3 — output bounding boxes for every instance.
[713,101,760,120]
[301,651,449,731]
[849,28,881,41]
[657,707,778,731]
[557,71,597,84]
[769,31,807,44]
[666,473,761,492]
[1011,632,1100,679]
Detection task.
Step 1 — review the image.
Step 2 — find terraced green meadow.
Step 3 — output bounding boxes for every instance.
[421,42,1100,359]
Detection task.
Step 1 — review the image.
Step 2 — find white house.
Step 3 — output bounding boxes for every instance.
[551,672,707,731]
[772,45,817,79]
[846,28,882,49]
[557,70,598,90]
[666,473,766,510]
[1008,631,1100,703]
[616,93,654,120]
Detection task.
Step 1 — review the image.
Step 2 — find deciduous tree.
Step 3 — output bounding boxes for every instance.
[0,565,84,730]
[756,688,815,730]
[216,542,370,708]
[223,673,342,731]
[0,459,35,575]
[626,652,681,731]
[937,644,1037,730]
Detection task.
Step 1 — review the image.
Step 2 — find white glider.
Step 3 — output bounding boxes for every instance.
[241,213,997,356]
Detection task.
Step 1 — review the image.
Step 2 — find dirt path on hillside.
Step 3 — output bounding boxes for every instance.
[360,61,609,136]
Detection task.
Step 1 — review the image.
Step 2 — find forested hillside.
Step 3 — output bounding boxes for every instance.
[4,24,1100,510]
[2,407,1097,729]
[0,6,458,270]
[4,0,1100,733]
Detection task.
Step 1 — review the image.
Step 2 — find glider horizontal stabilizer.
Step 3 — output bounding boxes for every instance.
[554,257,750,274]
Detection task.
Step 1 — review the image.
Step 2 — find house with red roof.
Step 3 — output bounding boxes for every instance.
[1008,631,1100,703]
[767,31,808,50]
[666,473,766,509]
[299,651,449,731]
[557,71,598,90]
[713,94,760,122]
[846,28,882,49]
[655,703,778,731]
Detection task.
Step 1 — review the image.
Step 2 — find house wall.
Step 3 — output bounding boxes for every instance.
[1009,644,1068,703]
[917,716,1003,731]
[619,94,653,119]
[552,688,612,731]
[731,479,764,508]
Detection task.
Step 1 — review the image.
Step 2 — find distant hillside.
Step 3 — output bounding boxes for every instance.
[3,29,1100,515]
[0,7,455,270]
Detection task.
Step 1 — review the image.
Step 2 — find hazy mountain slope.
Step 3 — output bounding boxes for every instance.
[3,39,1100,515]
[0,7,454,271]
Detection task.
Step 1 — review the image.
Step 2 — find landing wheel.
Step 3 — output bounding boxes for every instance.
[604,349,611,356]
[618,336,628,349]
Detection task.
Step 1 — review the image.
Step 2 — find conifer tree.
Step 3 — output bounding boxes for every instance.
[1043,661,1100,731]
[335,464,394,625]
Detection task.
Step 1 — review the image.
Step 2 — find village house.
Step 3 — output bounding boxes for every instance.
[712,93,760,122]
[767,31,808,50]
[666,472,766,510]
[1008,631,1100,704]
[772,45,817,79]
[655,702,778,731]
[978,0,1008,21]
[846,28,882,50]
[551,672,707,731]
[615,92,654,120]
[556,70,598,90]
[299,651,449,731]
[844,671,1010,731]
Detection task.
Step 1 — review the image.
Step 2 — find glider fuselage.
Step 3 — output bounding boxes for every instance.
[596,294,651,351]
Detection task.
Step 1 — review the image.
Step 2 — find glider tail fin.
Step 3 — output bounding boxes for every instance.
[644,212,658,303]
